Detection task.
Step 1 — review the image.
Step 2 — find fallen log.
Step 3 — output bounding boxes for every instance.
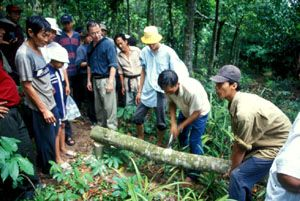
[90,126,231,174]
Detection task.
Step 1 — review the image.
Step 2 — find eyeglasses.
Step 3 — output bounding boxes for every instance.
[90,31,101,36]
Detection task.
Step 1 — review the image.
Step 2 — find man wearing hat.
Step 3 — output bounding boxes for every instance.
[132,26,188,146]
[210,65,291,201]
[56,14,81,146]
[0,5,24,85]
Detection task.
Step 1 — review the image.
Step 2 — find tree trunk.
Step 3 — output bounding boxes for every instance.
[166,0,175,47]
[229,16,244,63]
[183,0,196,73]
[90,126,231,174]
[215,20,225,57]
[126,0,130,34]
[209,0,220,75]
[51,0,57,17]
[147,0,154,25]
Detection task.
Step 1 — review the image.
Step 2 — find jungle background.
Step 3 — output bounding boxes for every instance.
[1,0,300,200]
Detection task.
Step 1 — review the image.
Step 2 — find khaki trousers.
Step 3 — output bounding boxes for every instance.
[93,78,118,130]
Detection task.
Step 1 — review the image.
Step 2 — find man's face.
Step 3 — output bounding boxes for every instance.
[48,30,57,43]
[163,83,179,95]
[8,11,21,23]
[115,37,128,52]
[215,82,236,100]
[30,29,50,47]
[84,35,92,44]
[148,43,160,52]
[63,22,73,32]
[89,25,102,43]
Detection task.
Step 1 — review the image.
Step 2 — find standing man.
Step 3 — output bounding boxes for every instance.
[56,14,81,146]
[15,16,59,174]
[0,5,24,84]
[210,65,291,201]
[265,112,300,201]
[0,23,39,200]
[114,33,142,105]
[133,26,188,146]
[86,21,118,130]
[158,69,210,182]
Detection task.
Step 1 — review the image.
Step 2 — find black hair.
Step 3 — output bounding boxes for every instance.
[228,80,241,91]
[113,33,127,44]
[158,70,178,89]
[127,35,137,46]
[26,16,51,38]
[86,20,99,32]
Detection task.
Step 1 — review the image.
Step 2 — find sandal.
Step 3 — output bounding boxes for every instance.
[65,137,75,146]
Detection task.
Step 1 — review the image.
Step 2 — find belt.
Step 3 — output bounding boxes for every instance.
[124,74,140,92]
[93,74,109,79]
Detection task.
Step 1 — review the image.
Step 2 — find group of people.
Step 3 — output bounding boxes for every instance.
[0,4,299,201]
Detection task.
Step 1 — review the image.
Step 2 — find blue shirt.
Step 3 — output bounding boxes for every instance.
[140,44,188,107]
[56,31,81,77]
[75,44,88,74]
[87,37,118,76]
[47,63,66,119]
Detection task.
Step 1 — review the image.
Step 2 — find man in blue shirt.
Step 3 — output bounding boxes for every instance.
[133,26,189,146]
[56,14,80,146]
[86,21,118,130]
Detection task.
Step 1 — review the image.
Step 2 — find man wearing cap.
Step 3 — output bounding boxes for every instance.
[0,5,24,84]
[56,14,80,146]
[210,65,291,201]
[86,21,118,130]
[132,26,188,146]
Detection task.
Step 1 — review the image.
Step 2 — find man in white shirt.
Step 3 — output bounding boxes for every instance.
[265,112,300,201]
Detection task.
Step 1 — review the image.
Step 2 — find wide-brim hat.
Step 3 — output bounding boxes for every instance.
[46,18,62,35]
[141,26,162,44]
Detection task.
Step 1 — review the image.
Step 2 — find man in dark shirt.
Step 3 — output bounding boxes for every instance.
[86,21,118,130]
[0,5,24,85]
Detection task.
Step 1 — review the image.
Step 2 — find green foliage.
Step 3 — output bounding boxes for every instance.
[0,137,34,188]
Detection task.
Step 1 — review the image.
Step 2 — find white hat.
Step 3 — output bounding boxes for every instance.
[49,46,69,63]
[46,17,62,35]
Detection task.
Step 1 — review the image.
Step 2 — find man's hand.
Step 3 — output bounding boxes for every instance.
[171,124,183,139]
[135,92,141,105]
[42,109,56,124]
[0,101,9,118]
[87,80,93,91]
[106,80,114,93]
[65,84,70,96]
[121,87,125,96]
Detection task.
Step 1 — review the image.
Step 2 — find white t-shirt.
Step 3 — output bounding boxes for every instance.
[265,112,300,201]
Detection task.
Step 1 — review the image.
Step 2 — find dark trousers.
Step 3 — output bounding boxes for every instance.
[31,107,59,174]
[178,113,208,180]
[229,157,273,201]
[0,107,39,199]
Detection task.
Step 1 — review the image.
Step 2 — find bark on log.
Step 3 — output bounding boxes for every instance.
[90,126,231,174]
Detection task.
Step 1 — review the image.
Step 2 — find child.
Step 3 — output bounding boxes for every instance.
[47,45,76,168]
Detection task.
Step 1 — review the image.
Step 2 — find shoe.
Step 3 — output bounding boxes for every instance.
[65,150,77,157]
[65,137,75,146]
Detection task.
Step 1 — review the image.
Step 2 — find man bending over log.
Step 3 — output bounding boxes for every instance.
[158,69,210,183]
[210,65,291,201]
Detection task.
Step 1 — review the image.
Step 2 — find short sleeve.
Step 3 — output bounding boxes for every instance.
[106,41,118,69]
[140,50,146,69]
[15,51,33,81]
[189,94,202,114]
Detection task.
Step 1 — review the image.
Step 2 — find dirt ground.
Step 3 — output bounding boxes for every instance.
[38,118,95,183]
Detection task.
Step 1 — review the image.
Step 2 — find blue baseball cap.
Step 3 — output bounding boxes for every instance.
[60,14,72,23]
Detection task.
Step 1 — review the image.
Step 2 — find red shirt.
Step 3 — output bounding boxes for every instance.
[0,59,20,107]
